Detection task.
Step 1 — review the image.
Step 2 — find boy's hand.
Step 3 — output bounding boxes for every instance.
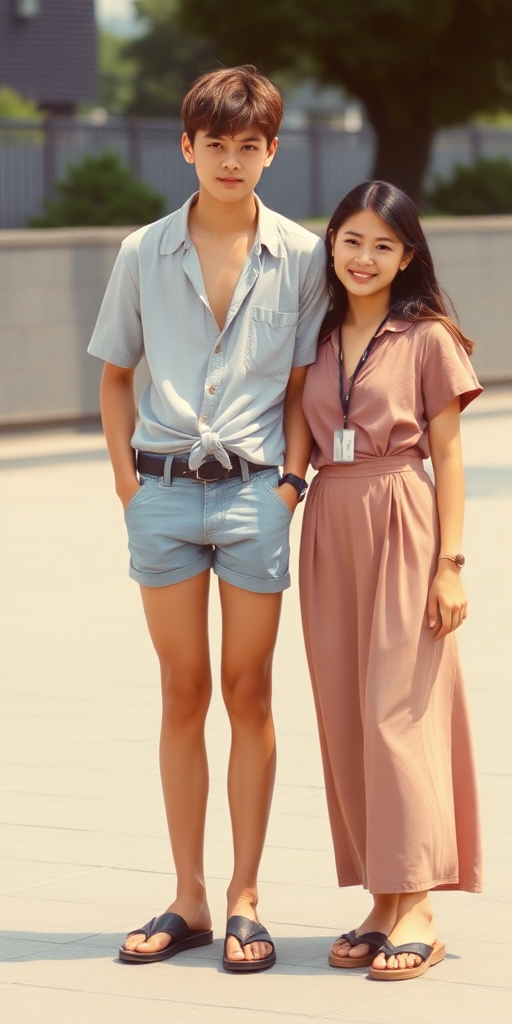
[117,477,142,511]
[275,481,299,514]
[427,563,467,640]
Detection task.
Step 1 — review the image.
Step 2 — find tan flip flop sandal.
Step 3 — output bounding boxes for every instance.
[368,939,446,980]
[329,929,388,968]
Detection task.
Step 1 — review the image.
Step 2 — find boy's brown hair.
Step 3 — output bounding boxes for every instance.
[181,65,283,147]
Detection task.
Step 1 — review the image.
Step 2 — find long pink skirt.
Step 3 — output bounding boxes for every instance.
[299,457,482,893]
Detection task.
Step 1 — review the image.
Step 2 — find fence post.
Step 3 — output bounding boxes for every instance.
[469,126,482,162]
[308,119,322,219]
[43,113,56,200]
[128,116,141,179]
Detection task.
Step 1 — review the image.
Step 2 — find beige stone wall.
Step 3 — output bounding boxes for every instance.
[423,217,512,382]
[0,218,511,426]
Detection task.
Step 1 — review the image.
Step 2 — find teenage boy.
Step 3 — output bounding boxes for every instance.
[88,65,327,971]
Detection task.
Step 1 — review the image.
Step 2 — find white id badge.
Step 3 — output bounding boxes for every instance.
[333,429,355,463]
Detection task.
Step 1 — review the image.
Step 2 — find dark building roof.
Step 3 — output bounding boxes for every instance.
[0,0,98,110]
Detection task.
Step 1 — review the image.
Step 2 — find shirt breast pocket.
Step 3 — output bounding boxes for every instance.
[244,307,299,380]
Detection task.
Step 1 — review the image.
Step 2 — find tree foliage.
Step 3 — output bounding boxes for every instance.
[427,156,512,215]
[0,87,41,120]
[30,153,165,227]
[124,0,219,116]
[99,30,138,113]
[179,0,512,198]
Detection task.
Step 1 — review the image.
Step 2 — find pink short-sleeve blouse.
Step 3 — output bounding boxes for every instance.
[303,317,482,468]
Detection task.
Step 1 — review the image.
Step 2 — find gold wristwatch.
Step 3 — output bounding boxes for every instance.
[438,553,465,568]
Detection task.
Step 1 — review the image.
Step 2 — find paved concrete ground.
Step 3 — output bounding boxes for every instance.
[1,387,511,1024]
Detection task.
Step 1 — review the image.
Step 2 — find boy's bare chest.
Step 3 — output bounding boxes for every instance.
[192,236,252,332]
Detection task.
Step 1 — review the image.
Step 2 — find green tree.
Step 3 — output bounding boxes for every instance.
[124,0,218,116]
[0,87,41,120]
[427,156,512,215]
[99,30,138,113]
[30,153,165,227]
[178,0,512,199]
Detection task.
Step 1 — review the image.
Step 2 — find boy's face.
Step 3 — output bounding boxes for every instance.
[182,129,278,203]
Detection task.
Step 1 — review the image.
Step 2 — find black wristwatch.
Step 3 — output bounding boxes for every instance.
[278,473,308,502]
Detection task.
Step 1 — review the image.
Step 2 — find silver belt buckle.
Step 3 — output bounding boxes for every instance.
[194,461,227,482]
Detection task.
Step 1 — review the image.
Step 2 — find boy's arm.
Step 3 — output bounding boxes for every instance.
[278,366,313,512]
[100,362,140,510]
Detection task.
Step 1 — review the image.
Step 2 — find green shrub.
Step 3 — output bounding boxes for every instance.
[426,156,512,215]
[0,86,41,120]
[30,152,165,227]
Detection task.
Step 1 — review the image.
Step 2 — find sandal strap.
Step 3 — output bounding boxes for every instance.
[126,912,190,943]
[336,930,388,952]
[225,915,274,952]
[380,939,433,961]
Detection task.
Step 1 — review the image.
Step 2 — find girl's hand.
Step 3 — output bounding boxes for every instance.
[427,564,467,640]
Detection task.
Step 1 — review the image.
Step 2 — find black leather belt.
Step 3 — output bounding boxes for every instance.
[136,451,272,483]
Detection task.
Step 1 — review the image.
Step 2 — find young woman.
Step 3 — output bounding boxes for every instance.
[299,181,483,981]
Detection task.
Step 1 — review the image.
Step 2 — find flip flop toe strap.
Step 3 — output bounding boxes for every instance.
[379,939,434,962]
[126,912,190,944]
[225,915,274,952]
[336,930,388,952]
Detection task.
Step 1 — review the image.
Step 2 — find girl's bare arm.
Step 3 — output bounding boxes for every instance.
[427,396,467,640]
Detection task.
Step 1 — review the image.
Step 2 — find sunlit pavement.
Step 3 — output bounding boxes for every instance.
[1,387,511,1024]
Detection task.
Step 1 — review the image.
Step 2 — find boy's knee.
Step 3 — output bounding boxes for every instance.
[222,673,272,724]
[161,670,211,725]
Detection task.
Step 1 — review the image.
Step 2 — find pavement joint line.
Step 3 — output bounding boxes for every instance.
[4,982,338,1018]
[0,867,110,896]
[0,859,176,875]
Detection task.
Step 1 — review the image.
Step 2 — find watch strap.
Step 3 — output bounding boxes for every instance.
[278,473,308,501]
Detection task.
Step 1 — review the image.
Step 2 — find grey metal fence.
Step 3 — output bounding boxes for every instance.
[1,116,512,229]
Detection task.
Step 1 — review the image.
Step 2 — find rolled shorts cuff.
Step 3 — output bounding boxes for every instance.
[128,552,213,588]
[214,561,291,594]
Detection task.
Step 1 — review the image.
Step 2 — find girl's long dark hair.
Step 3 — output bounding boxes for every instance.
[321,180,474,355]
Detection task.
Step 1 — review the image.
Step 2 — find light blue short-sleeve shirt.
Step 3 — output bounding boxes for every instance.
[88,193,328,468]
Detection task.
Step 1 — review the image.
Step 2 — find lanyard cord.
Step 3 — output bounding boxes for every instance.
[338,314,390,428]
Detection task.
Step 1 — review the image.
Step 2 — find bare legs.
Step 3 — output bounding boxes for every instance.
[220,579,281,963]
[123,571,213,955]
[123,571,282,963]
[332,889,437,972]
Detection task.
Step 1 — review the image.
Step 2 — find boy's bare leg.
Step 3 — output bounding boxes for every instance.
[219,580,281,963]
[123,570,213,954]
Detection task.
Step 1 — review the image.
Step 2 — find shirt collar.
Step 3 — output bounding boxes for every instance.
[376,315,411,337]
[159,192,285,259]
[160,193,197,255]
[253,195,286,258]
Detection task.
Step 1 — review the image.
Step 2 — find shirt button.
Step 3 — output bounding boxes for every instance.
[214,344,222,354]
[208,385,216,394]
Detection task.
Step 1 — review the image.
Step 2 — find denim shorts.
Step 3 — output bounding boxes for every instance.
[123,466,292,593]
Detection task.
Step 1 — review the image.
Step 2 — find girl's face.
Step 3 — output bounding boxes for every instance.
[330,209,413,301]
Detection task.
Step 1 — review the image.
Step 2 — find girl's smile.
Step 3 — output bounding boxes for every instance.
[331,209,412,301]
